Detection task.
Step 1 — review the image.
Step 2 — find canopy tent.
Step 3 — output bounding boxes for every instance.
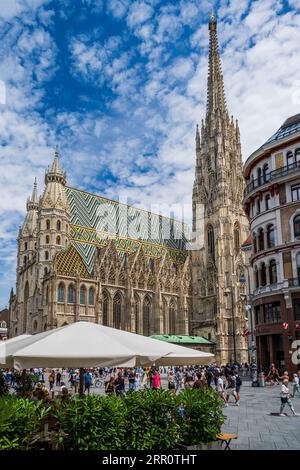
[12,321,214,369]
[0,334,32,367]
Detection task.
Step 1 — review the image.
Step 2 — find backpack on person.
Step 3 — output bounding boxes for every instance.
[236,376,242,387]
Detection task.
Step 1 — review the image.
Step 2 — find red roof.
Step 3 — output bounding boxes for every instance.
[241,234,252,247]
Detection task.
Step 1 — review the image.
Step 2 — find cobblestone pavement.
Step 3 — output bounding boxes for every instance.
[221,380,300,450]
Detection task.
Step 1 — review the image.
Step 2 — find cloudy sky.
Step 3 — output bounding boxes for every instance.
[0,0,300,309]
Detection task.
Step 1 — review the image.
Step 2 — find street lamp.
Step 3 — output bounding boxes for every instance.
[224,287,237,364]
[244,263,258,386]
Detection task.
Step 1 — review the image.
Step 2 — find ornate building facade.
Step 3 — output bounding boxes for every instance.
[191,14,249,364]
[9,15,249,364]
[9,148,191,337]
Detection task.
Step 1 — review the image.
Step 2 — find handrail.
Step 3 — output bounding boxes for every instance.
[244,161,300,197]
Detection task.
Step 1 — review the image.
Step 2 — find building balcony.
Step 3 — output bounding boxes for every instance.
[253,280,289,297]
[288,278,300,288]
[244,160,300,198]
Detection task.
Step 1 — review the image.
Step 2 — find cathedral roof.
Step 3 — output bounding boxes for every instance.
[65,187,191,273]
[56,244,89,277]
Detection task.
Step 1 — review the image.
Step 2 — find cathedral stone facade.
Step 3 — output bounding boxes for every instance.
[9,15,249,364]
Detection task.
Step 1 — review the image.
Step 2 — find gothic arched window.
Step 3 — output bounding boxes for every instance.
[113,292,122,329]
[89,287,95,305]
[267,224,275,248]
[169,299,176,335]
[143,296,151,336]
[234,222,240,254]
[46,235,50,244]
[68,284,75,304]
[56,236,61,245]
[57,220,61,231]
[45,251,49,260]
[269,259,277,285]
[294,215,300,239]
[58,283,65,303]
[207,224,215,261]
[254,267,259,289]
[80,285,86,305]
[296,148,300,164]
[134,294,140,334]
[257,167,262,185]
[102,291,109,326]
[46,219,50,230]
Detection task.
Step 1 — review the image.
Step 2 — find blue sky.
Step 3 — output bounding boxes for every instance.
[0,0,300,309]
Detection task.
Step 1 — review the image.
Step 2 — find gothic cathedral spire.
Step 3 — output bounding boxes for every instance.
[206,12,228,122]
[191,15,249,365]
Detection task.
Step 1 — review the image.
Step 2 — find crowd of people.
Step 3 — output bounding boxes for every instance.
[2,361,300,415]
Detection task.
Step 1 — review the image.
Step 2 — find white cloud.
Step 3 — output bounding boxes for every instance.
[127,1,154,28]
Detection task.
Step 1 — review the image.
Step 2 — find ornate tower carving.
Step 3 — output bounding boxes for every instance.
[192,13,249,364]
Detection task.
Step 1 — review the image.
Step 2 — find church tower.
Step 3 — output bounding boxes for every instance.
[191,14,249,364]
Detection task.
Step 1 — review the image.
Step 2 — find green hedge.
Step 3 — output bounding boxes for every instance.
[0,388,225,450]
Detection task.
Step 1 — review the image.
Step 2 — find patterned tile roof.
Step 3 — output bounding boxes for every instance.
[65,187,191,273]
[56,244,90,277]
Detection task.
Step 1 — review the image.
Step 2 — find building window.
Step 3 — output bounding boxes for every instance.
[56,236,61,245]
[257,167,262,185]
[265,194,271,211]
[169,299,176,335]
[260,263,267,286]
[57,220,61,231]
[254,268,259,289]
[44,267,48,276]
[89,287,95,305]
[143,296,151,336]
[294,215,300,239]
[33,320,37,331]
[258,228,264,251]
[46,235,50,244]
[46,286,49,304]
[45,251,49,260]
[291,184,300,202]
[113,292,122,329]
[24,242,28,250]
[46,219,50,230]
[234,223,240,254]
[287,151,294,168]
[134,294,140,333]
[263,163,269,183]
[207,225,215,261]
[23,255,27,266]
[263,302,281,323]
[80,286,86,305]
[253,232,257,254]
[58,283,65,302]
[68,285,75,303]
[254,306,260,325]
[293,298,300,321]
[102,292,109,326]
[296,148,300,164]
[269,259,277,284]
[267,224,275,248]
[256,198,261,214]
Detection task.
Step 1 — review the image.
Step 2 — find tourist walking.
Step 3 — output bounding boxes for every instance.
[48,370,55,391]
[167,371,176,392]
[152,369,161,390]
[115,372,125,396]
[279,378,299,416]
[141,368,148,389]
[128,368,136,392]
[293,373,300,398]
[84,370,92,394]
[56,370,62,387]
[225,373,237,406]
[216,374,227,405]
[234,370,242,406]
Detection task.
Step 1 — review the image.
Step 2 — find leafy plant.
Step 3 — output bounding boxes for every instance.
[0,371,9,397]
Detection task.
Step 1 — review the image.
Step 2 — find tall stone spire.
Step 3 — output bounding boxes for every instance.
[41,147,69,211]
[27,177,39,211]
[206,12,228,121]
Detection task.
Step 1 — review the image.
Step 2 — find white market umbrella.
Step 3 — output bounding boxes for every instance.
[12,321,214,369]
[0,334,32,367]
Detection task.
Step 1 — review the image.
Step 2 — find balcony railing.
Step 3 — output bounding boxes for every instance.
[244,160,300,197]
[289,278,300,287]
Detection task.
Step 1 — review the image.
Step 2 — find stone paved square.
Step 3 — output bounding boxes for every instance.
[221,380,300,450]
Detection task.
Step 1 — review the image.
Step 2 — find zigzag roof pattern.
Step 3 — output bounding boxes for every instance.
[65,187,191,273]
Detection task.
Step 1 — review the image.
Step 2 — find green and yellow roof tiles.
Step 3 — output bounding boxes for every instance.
[65,186,191,273]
